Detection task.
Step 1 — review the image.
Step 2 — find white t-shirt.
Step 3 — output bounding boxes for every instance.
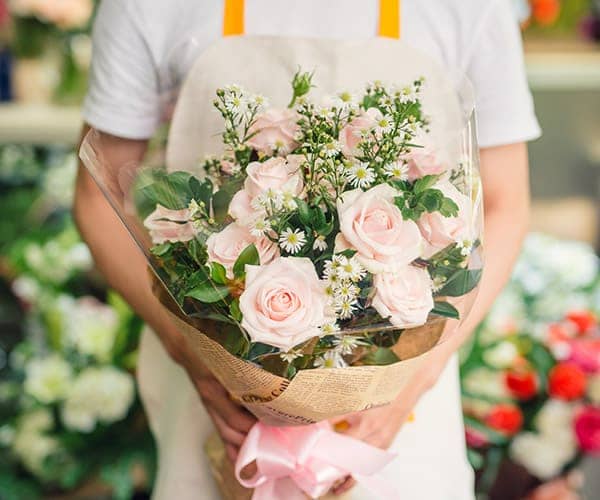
[83,0,541,148]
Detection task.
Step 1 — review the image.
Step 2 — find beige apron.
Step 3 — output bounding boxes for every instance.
[138,1,475,498]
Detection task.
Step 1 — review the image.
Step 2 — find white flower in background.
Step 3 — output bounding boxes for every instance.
[58,296,120,362]
[24,355,72,404]
[482,341,519,369]
[462,368,510,400]
[588,375,600,405]
[0,424,15,447]
[11,276,41,304]
[483,285,526,338]
[279,228,306,254]
[61,367,135,433]
[314,351,348,369]
[41,153,77,208]
[250,218,272,237]
[345,162,376,189]
[12,409,59,477]
[531,291,590,324]
[332,336,368,355]
[535,400,576,443]
[510,432,577,480]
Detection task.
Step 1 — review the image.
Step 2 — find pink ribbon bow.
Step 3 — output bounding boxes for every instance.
[235,421,397,499]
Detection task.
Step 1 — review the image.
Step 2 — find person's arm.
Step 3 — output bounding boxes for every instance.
[74,126,255,461]
[331,141,530,495]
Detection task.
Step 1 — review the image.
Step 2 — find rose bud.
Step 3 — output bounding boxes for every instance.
[548,362,587,401]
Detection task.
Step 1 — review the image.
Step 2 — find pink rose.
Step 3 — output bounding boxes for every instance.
[574,406,600,454]
[143,205,196,245]
[244,157,304,200]
[246,109,299,155]
[338,108,381,157]
[418,180,473,258]
[404,147,447,182]
[228,190,260,225]
[239,257,332,351]
[335,184,422,273]
[207,224,279,279]
[372,265,434,328]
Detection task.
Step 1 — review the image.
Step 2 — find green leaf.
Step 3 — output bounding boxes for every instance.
[210,262,228,284]
[419,189,442,212]
[187,238,208,266]
[297,199,312,226]
[413,174,439,194]
[466,449,485,470]
[134,170,195,216]
[437,269,482,297]
[150,242,172,256]
[363,347,399,366]
[186,281,230,303]
[229,298,242,322]
[432,301,460,319]
[463,416,509,446]
[440,196,459,218]
[189,176,213,206]
[233,243,259,277]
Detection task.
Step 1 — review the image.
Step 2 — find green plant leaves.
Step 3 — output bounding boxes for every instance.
[437,269,482,297]
[185,282,229,303]
[431,301,460,319]
[233,244,259,278]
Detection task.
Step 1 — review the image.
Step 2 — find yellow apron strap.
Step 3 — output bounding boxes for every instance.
[223,0,400,39]
[223,0,245,36]
[378,0,401,39]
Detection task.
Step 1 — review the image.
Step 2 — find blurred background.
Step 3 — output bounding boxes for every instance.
[0,1,598,499]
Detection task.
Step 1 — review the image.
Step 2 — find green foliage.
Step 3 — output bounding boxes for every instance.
[431,301,460,320]
[233,244,259,278]
[437,269,482,297]
[393,175,459,221]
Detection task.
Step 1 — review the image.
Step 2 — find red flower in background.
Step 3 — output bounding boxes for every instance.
[574,406,600,454]
[505,369,538,400]
[486,404,524,436]
[566,311,597,335]
[531,0,561,26]
[548,362,587,400]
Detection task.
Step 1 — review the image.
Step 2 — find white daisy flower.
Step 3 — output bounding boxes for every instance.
[337,257,366,282]
[336,297,357,320]
[384,161,409,181]
[332,336,369,355]
[250,218,271,237]
[457,239,473,257]
[279,228,306,254]
[313,351,348,369]
[335,283,359,300]
[432,275,447,293]
[280,350,302,363]
[252,94,268,108]
[323,141,341,157]
[320,322,340,336]
[332,91,358,111]
[346,162,376,189]
[376,115,395,134]
[313,234,328,252]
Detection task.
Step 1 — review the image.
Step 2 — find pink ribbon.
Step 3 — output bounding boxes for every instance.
[235,421,397,499]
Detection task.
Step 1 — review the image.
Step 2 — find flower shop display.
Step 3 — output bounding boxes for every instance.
[0,147,155,500]
[461,234,600,500]
[6,0,95,103]
[81,62,483,497]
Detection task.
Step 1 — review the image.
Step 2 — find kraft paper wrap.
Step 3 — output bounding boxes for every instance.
[152,273,447,427]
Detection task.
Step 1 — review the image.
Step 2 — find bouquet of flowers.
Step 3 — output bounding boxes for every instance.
[81,68,483,497]
[461,235,600,500]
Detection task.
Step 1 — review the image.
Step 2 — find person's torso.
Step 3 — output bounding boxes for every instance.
[122,0,495,91]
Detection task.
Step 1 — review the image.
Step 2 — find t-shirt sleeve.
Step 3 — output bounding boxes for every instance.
[82,0,160,139]
[463,0,541,148]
